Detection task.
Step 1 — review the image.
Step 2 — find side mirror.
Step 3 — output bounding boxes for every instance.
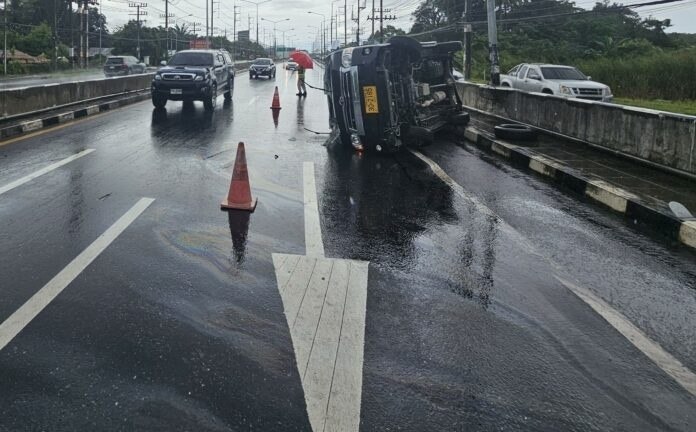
[586,75,592,80]
[160,61,167,66]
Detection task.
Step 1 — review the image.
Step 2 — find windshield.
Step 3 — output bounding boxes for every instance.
[254,59,272,65]
[541,67,587,80]
[168,52,214,67]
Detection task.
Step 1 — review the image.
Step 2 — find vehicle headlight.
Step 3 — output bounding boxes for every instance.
[342,48,354,68]
[559,85,574,95]
[604,86,612,96]
[154,74,162,80]
[194,75,204,81]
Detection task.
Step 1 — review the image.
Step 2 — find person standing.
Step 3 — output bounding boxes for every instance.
[296,65,307,97]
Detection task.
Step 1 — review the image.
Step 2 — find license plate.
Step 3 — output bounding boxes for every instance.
[363,86,379,114]
[109,66,115,69]
[170,89,182,95]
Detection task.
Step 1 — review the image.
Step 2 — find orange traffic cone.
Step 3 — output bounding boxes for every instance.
[221,142,257,212]
[270,86,281,110]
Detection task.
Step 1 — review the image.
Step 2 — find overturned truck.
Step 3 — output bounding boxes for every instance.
[324,36,470,153]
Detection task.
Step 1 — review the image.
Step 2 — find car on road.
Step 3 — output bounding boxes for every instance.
[249,58,276,79]
[103,56,147,77]
[151,49,235,111]
[324,36,470,152]
[501,63,613,102]
[285,60,298,70]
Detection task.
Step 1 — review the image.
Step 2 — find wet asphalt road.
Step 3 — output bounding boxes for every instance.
[0,66,695,431]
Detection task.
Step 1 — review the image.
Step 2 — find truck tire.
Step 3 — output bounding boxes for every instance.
[204,84,217,111]
[152,95,167,108]
[224,77,233,100]
[494,124,537,141]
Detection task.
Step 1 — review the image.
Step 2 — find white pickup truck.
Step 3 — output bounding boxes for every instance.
[500,63,613,102]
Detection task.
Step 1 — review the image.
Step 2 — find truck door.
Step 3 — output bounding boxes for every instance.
[525,66,545,93]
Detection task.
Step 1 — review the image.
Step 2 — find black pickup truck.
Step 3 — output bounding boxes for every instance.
[151,49,235,111]
[324,36,469,152]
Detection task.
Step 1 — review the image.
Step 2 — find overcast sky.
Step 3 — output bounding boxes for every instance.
[99,0,696,50]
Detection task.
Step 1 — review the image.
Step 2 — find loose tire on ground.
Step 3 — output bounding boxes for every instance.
[493,124,537,141]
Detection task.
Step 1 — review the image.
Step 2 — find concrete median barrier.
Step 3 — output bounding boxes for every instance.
[0,74,154,119]
[456,82,696,177]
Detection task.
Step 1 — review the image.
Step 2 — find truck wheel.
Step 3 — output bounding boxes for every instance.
[494,124,537,141]
[224,78,233,100]
[152,95,167,108]
[204,84,217,111]
[542,89,554,95]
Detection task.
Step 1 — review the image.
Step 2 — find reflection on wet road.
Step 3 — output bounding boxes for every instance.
[0,65,695,431]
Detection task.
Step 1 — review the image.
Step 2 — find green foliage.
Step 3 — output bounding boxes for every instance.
[16,22,52,56]
[578,48,696,100]
[7,60,26,74]
[412,0,696,100]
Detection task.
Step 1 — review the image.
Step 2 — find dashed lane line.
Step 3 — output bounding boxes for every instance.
[303,161,325,257]
[411,149,696,398]
[0,149,95,196]
[0,197,155,352]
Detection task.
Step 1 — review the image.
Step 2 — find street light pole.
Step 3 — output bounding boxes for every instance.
[240,0,271,47]
[260,17,289,60]
[486,0,500,85]
[308,11,325,56]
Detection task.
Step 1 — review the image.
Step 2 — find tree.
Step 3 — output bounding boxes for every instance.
[17,22,52,56]
[370,25,406,43]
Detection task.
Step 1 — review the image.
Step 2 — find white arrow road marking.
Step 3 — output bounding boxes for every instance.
[273,162,369,432]
[0,197,155,352]
[0,149,95,196]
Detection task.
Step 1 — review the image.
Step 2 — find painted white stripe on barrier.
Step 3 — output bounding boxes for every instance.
[21,120,43,133]
[303,162,325,257]
[0,149,95,196]
[0,198,155,351]
[556,276,696,397]
[679,220,696,249]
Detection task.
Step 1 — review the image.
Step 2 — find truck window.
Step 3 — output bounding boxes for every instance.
[518,65,529,79]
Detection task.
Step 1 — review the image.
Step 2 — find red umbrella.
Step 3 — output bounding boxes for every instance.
[289,51,314,69]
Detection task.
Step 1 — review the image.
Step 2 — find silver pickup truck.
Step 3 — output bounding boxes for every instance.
[501,63,613,102]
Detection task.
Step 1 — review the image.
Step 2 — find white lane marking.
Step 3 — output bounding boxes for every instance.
[413,149,696,398]
[556,277,696,397]
[247,95,259,106]
[273,254,368,432]
[303,162,325,257]
[411,150,495,218]
[0,198,155,352]
[0,149,95,196]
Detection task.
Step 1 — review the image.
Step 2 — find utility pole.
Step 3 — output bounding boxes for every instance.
[463,0,472,80]
[160,12,174,55]
[352,2,365,46]
[486,0,500,85]
[371,0,374,38]
[343,0,347,47]
[54,0,58,72]
[233,5,240,62]
[368,6,394,42]
[3,0,7,75]
[129,2,148,60]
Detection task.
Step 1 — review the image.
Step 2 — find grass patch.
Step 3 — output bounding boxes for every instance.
[614,98,696,116]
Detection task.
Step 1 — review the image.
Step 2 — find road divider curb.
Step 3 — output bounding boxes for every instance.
[463,126,695,251]
[0,92,150,143]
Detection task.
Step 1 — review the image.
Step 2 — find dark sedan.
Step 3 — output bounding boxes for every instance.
[249,58,276,79]
[103,56,146,77]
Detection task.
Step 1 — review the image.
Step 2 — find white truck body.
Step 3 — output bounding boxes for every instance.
[500,63,613,102]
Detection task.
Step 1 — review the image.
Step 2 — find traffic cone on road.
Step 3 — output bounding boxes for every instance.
[270,86,282,110]
[221,142,257,212]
